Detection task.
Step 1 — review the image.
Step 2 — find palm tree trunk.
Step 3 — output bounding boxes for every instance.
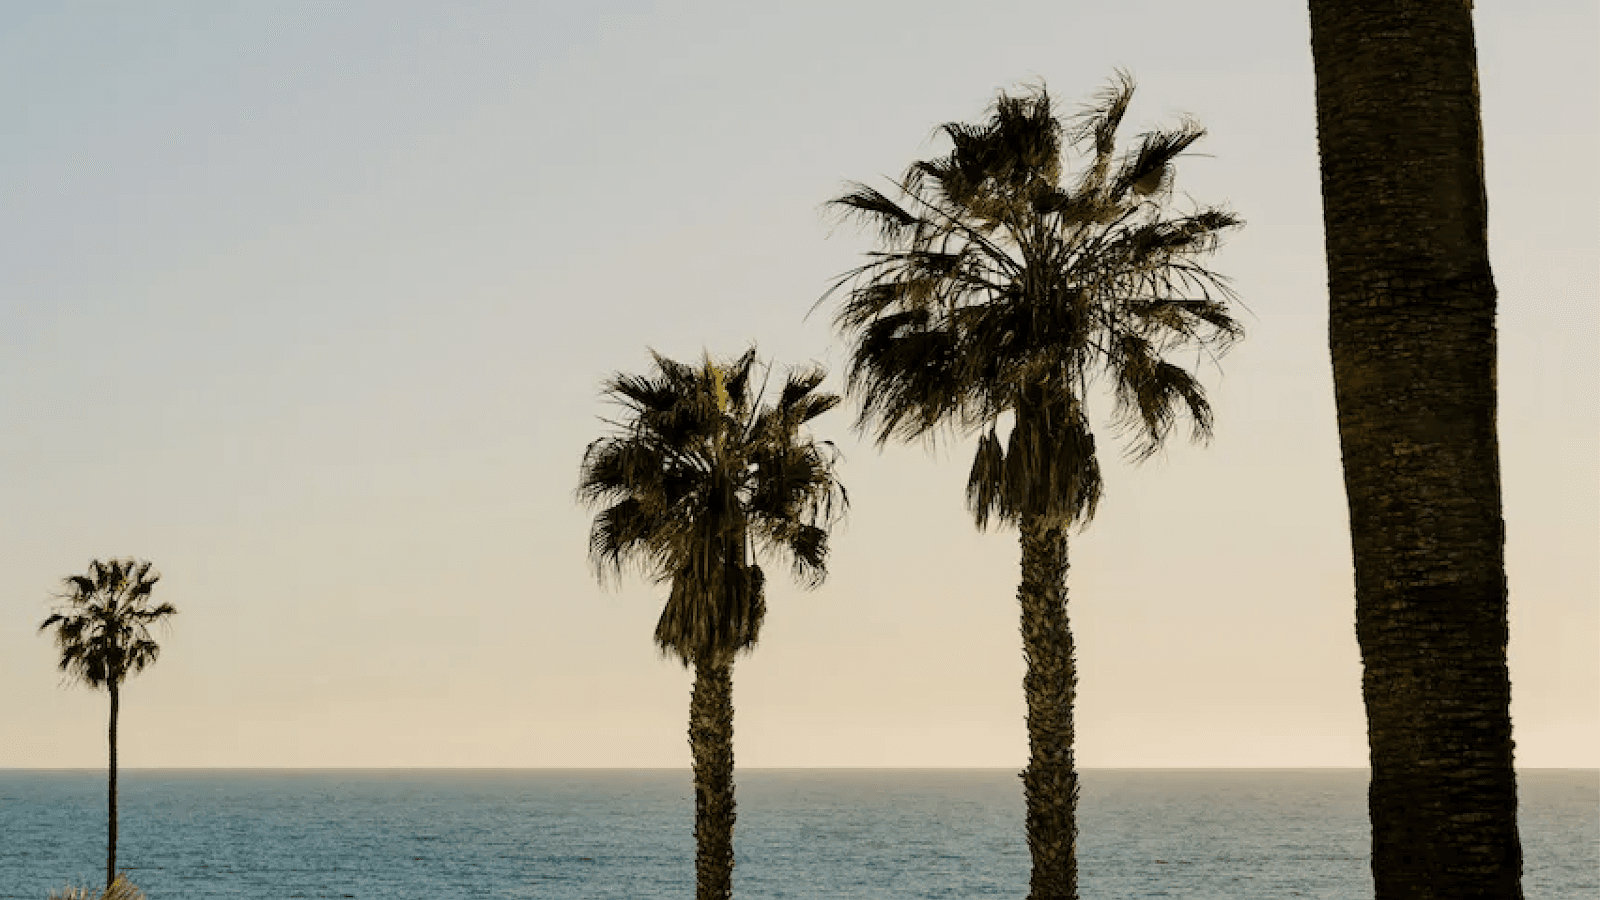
[1018,515,1078,900]
[689,660,736,900]
[1308,2,1522,897]
[107,680,119,890]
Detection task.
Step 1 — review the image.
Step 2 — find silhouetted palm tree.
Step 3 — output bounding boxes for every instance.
[1308,3,1522,896]
[825,75,1241,899]
[40,559,177,891]
[578,349,846,900]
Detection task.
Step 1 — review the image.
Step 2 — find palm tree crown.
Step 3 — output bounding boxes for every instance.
[41,559,175,691]
[578,349,847,666]
[828,73,1243,528]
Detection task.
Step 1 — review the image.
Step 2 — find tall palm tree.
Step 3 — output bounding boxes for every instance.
[578,349,846,900]
[1308,3,1522,897]
[39,558,177,891]
[824,76,1242,899]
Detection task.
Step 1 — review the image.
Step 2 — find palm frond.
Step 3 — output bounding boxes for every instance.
[1068,70,1136,194]
[966,428,1009,530]
[829,184,921,246]
[1109,119,1206,199]
[846,316,965,444]
[1109,334,1216,460]
[49,875,147,900]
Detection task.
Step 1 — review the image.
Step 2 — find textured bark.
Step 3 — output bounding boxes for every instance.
[107,681,119,890]
[1308,2,1522,897]
[1018,516,1078,900]
[689,661,736,900]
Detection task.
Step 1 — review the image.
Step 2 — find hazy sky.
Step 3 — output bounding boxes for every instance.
[3,2,1595,769]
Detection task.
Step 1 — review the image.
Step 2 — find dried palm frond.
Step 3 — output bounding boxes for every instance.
[48,875,147,900]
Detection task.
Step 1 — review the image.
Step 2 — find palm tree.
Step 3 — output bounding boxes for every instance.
[824,75,1241,899]
[578,349,846,900]
[1308,3,1522,897]
[39,558,177,891]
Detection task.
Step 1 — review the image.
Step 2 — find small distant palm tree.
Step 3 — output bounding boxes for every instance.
[824,75,1242,898]
[578,349,846,900]
[40,559,177,892]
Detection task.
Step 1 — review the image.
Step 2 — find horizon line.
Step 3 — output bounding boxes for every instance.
[4,765,1594,772]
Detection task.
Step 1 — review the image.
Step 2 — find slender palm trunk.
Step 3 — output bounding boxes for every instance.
[1309,2,1522,896]
[1018,516,1078,900]
[107,681,119,890]
[688,660,736,900]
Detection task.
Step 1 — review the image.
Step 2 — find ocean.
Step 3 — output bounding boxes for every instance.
[1,769,1593,899]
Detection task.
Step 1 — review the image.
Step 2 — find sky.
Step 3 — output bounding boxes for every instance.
[2,1,1595,770]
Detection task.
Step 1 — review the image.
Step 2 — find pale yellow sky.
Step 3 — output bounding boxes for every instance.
[3,1,1595,768]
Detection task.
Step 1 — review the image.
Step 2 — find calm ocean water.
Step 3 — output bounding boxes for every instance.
[0,769,1593,899]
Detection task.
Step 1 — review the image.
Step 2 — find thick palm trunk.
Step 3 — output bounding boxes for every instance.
[1018,516,1078,900]
[107,681,119,890]
[688,660,736,900]
[1308,2,1522,897]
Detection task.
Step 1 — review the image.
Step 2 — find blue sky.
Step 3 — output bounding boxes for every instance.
[3,1,1595,767]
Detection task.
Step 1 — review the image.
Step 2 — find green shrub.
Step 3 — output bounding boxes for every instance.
[48,875,146,900]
